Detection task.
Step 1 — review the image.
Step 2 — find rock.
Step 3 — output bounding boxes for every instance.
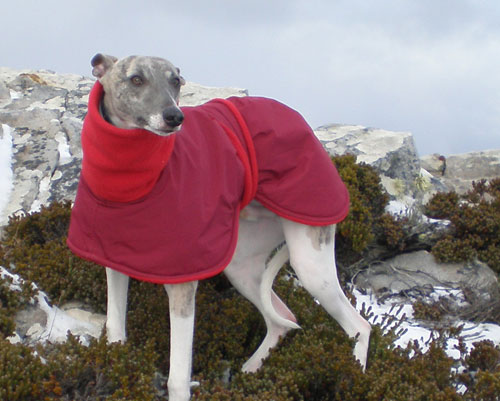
[1,265,106,345]
[60,300,107,329]
[354,250,499,300]
[315,124,423,207]
[0,67,246,225]
[0,80,9,103]
[180,81,247,106]
[1,66,499,353]
[15,305,48,338]
[421,150,500,194]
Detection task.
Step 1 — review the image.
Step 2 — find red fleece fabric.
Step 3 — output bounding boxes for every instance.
[81,82,176,202]
[67,83,349,284]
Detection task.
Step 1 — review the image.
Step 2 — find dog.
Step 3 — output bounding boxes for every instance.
[67,54,371,401]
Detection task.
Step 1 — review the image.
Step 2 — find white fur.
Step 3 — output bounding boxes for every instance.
[106,201,371,401]
[147,113,165,131]
[96,55,371,401]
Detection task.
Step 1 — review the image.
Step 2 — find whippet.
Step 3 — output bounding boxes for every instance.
[74,54,371,401]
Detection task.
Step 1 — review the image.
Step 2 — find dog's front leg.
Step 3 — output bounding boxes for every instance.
[164,281,198,401]
[106,267,130,343]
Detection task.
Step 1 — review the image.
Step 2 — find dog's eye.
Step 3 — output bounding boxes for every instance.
[130,75,143,86]
[171,77,181,88]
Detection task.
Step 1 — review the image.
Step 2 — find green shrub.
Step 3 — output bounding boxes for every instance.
[332,154,390,267]
[0,171,498,398]
[41,334,159,400]
[425,179,500,274]
[0,337,51,400]
[1,202,107,312]
[0,273,37,338]
[456,340,500,401]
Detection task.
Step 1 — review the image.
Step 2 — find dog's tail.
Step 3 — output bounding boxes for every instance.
[260,245,301,330]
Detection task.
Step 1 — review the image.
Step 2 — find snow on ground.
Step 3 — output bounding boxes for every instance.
[1,266,104,346]
[354,287,500,358]
[0,122,498,370]
[0,124,13,224]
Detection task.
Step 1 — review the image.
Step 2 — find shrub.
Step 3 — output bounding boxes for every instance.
[332,154,390,267]
[40,334,159,400]
[424,179,500,274]
[456,340,500,401]
[0,337,51,400]
[1,201,107,312]
[0,171,498,398]
[0,273,37,337]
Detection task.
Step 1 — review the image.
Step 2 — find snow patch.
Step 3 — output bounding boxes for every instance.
[55,131,72,164]
[0,265,104,346]
[30,175,52,213]
[353,288,500,358]
[9,89,21,100]
[0,124,14,224]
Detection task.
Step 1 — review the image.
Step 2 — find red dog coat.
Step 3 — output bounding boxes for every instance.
[67,82,349,284]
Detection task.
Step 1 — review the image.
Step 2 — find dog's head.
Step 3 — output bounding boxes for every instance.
[91,53,186,136]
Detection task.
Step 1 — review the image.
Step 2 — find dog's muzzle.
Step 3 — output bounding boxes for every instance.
[163,106,184,128]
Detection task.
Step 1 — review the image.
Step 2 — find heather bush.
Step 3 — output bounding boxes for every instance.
[1,202,107,312]
[425,178,500,274]
[333,154,389,255]
[0,169,499,398]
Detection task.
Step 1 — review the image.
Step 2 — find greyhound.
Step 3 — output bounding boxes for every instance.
[87,54,371,401]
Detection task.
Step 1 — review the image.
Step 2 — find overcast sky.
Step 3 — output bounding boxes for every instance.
[3,0,499,156]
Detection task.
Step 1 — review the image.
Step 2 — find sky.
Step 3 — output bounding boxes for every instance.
[2,0,499,156]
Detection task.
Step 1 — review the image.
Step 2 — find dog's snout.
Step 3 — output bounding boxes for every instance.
[163,107,184,127]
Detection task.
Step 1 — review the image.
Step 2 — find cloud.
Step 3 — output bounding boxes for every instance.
[2,0,499,155]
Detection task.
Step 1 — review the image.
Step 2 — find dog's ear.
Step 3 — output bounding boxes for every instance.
[176,67,186,86]
[91,53,118,79]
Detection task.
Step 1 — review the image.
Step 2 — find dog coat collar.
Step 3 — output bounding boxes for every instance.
[81,81,176,202]
[68,94,350,284]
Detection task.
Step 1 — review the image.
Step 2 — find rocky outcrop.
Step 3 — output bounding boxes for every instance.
[0,67,499,347]
[355,250,498,300]
[421,150,500,194]
[0,67,247,225]
[0,68,92,224]
[315,124,423,207]
[1,266,105,346]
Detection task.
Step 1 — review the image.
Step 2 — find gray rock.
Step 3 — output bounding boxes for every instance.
[354,250,498,300]
[0,67,246,225]
[1,265,106,345]
[15,305,48,338]
[180,81,247,106]
[315,124,423,207]
[421,150,500,195]
[0,80,10,102]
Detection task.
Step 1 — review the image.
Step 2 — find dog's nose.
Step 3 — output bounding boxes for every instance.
[163,107,184,127]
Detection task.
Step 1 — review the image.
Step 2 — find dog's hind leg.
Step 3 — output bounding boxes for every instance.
[225,213,299,373]
[105,267,130,343]
[164,281,198,401]
[281,220,371,370]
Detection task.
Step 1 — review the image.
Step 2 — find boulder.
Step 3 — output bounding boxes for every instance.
[315,124,424,207]
[354,250,499,301]
[421,150,500,195]
[1,266,106,346]
[0,68,246,225]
